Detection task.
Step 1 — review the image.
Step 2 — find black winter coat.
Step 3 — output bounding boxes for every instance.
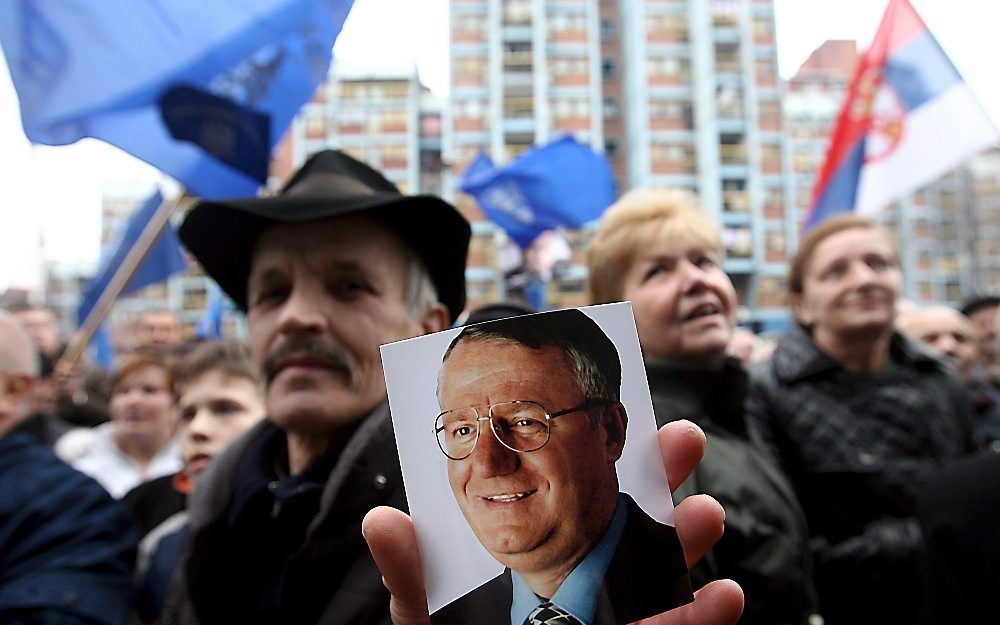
[746,327,974,625]
[647,358,820,625]
[163,403,404,625]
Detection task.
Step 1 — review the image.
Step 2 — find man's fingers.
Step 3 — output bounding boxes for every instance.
[631,579,744,625]
[674,494,725,569]
[660,420,707,493]
[362,506,431,625]
[671,580,744,625]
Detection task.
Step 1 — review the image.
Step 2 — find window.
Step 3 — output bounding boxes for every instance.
[720,133,746,165]
[763,186,785,218]
[648,56,691,83]
[765,230,785,262]
[716,84,744,118]
[714,42,741,73]
[649,99,694,129]
[723,226,752,258]
[722,179,748,213]
[603,97,619,119]
[600,18,616,41]
[756,276,787,308]
[645,14,688,42]
[549,56,586,76]
[601,57,616,80]
[759,143,781,172]
[604,138,620,159]
[711,0,740,26]
[550,12,586,33]
[504,0,531,25]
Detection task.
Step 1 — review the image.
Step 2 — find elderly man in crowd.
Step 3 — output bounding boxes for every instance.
[897,305,979,381]
[164,150,741,625]
[135,310,184,354]
[162,150,466,624]
[960,294,1000,381]
[898,305,1000,447]
[0,310,138,625]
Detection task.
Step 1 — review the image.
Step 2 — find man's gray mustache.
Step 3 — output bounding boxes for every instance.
[262,339,358,387]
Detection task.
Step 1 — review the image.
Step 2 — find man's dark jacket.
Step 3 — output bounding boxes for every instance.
[746,326,974,625]
[917,449,1000,625]
[163,403,404,625]
[646,357,820,625]
[0,427,138,625]
[430,494,691,625]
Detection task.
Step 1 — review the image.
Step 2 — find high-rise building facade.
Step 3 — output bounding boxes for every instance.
[445,0,794,324]
[275,66,435,194]
[966,148,1000,291]
[445,0,608,310]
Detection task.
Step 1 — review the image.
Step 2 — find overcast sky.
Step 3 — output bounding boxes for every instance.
[2,0,998,289]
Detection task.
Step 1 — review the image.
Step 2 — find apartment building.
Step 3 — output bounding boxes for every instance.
[446,0,793,324]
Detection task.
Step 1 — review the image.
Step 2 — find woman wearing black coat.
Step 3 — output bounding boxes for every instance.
[746,215,974,625]
[587,188,820,625]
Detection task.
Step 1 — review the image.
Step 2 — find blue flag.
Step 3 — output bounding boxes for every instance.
[196,283,226,341]
[0,0,354,198]
[458,136,617,248]
[78,191,187,326]
[90,325,117,371]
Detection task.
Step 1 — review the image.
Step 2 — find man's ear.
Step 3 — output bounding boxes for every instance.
[417,303,450,335]
[603,401,628,462]
[6,373,35,405]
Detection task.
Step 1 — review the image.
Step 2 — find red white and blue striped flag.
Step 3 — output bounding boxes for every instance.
[806,0,999,231]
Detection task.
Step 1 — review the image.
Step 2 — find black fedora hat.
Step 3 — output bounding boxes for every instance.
[179,150,470,322]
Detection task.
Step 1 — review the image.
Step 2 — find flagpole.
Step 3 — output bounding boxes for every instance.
[58,193,194,369]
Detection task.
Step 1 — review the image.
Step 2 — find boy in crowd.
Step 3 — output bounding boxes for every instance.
[124,340,266,623]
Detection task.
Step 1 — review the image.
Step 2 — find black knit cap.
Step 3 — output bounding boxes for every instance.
[178,150,470,322]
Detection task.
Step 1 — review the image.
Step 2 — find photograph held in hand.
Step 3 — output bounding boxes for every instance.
[382,304,693,625]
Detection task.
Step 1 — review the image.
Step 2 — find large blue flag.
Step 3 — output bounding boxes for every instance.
[78,191,187,326]
[0,0,354,199]
[90,325,117,371]
[458,136,617,248]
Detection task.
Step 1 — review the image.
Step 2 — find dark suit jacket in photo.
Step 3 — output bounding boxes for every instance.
[431,494,692,625]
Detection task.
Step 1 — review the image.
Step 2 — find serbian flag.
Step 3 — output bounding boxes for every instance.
[806,0,1000,230]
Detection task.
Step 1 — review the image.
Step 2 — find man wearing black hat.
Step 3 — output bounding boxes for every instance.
[163,151,742,625]
[163,150,469,625]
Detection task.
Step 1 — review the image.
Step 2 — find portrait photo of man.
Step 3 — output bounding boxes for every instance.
[382,305,692,625]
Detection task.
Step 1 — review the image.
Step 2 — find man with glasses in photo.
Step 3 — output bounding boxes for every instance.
[431,309,691,625]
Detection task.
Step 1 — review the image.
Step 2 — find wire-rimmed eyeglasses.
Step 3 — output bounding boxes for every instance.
[434,399,602,460]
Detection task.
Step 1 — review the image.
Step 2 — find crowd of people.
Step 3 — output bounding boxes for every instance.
[1,149,997,625]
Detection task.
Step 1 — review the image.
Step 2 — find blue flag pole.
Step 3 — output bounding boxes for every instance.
[62,194,192,367]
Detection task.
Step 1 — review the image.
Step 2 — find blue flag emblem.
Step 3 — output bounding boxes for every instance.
[458,136,617,248]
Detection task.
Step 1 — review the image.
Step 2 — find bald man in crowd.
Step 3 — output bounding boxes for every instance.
[899,305,1000,447]
[0,311,138,625]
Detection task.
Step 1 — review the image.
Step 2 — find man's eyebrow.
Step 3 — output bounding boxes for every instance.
[251,260,382,283]
[248,267,287,285]
[324,260,369,273]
